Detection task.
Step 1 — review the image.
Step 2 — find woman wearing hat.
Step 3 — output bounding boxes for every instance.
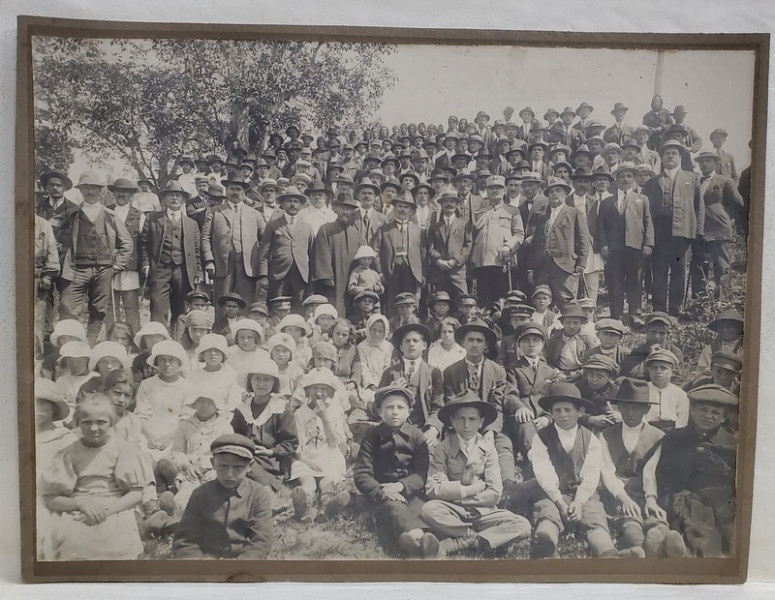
[231,354,300,492]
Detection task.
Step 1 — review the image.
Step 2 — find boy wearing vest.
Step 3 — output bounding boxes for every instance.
[599,378,686,557]
[526,383,620,558]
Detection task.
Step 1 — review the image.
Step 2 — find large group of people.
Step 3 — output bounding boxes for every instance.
[33,95,747,562]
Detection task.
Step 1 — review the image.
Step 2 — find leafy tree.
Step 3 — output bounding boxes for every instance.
[32,37,396,186]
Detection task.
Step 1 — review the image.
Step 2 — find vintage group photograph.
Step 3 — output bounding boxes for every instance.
[18,20,764,581]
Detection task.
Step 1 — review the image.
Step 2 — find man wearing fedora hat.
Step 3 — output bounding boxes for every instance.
[531,177,590,308]
[140,181,202,329]
[597,162,655,322]
[352,180,388,246]
[256,186,315,312]
[58,171,133,345]
[603,103,635,146]
[645,384,738,557]
[202,172,266,320]
[689,149,745,301]
[642,140,703,316]
[557,107,586,152]
[371,192,425,315]
[427,190,474,302]
[106,178,145,332]
[572,102,594,134]
[312,192,362,316]
[473,109,495,148]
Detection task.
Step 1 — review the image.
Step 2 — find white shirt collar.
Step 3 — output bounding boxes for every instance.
[167,209,181,221]
[80,202,103,222]
[664,166,680,181]
[554,423,579,452]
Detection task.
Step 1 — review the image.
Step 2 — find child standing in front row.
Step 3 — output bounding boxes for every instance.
[348,245,384,299]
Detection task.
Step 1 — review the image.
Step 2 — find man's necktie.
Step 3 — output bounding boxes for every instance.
[468,363,479,392]
[406,360,414,380]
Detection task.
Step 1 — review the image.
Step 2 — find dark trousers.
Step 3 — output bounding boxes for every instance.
[149,262,190,329]
[476,266,512,310]
[214,252,257,322]
[429,272,469,305]
[373,496,428,552]
[651,233,692,315]
[59,265,113,344]
[494,431,516,485]
[537,258,578,308]
[106,287,141,332]
[690,238,731,298]
[384,260,421,317]
[268,263,309,314]
[606,246,644,319]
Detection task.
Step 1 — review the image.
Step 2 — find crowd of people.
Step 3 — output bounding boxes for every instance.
[32,95,747,562]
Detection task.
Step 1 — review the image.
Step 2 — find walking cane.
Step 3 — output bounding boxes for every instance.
[110,272,118,323]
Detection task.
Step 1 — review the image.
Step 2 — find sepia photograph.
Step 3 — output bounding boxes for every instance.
[16,17,766,583]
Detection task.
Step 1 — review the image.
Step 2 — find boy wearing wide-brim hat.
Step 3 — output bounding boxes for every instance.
[519,383,619,558]
[422,390,532,558]
[378,323,444,444]
[210,291,247,345]
[172,433,273,559]
[597,378,684,558]
[645,383,738,557]
[697,308,743,371]
[371,192,425,317]
[544,303,591,378]
[353,385,440,557]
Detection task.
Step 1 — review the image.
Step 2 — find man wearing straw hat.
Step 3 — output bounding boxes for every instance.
[256,186,315,312]
[57,171,133,345]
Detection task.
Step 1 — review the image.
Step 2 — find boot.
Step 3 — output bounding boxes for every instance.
[532,520,559,558]
[420,532,440,558]
[292,487,311,523]
[664,530,688,557]
[398,532,422,557]
[438,530,480,558]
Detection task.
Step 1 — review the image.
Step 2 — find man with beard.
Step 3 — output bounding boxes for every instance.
[312,192,361,316]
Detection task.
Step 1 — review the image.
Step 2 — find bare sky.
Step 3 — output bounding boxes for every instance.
[376,46,755,166]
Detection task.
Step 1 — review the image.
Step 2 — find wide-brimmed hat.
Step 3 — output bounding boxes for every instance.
[610,102,629,114]
[39,171,73,191]
[559,303,588,322]
[147,340,189,370]
[236,354,280,389]
[75,171,106,188]
[158,181,191,199]
[221,171,251,190]
[694,148,722,164]
[474,110,490,122]
[582,354,619,375]
[332,192,359,208]
[687,383,738,408]
[233,319,265,342]
[392,323,431,349]
[438,389,498,428]
[543,177,572,195]
[89,341,130,372]
[300,367,340,394]
[278,186,308,205]
[195,333,230,361]
[279,314,312,336]
[217,292,247,309]
[454,318,498,348]
[57,341,91,364]
[611,162,639,178]
[35,379,71,422]
[133,321,171,348]
[108,178,139,193]
[610,378,655,405]
[575,102,594,115]
[538,383,594,412]
[50,319,87,347]
[709,309,744,332]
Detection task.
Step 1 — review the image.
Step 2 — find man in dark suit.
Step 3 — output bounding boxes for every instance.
[532,178,590,308]
[515,172,548,293]
[597,163,655,322]
[256,186,315,312]
[443,319,520,486]
[642,140,704,316]
[427,190,473,302]
[603,102,635,145]
[353,181,388,245]
[371,193,425,316]
[140,181,201,329]
[202,172,266,321]
[689,149,745,301]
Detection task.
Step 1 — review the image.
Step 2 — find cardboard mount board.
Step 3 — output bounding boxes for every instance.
[16,15,768,583]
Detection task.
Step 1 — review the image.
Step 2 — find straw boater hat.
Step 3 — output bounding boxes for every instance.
[438,389,498,429]
[538,382,594,413]
[35,378,71,422]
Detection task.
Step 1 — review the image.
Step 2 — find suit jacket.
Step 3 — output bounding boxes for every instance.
[443,358,519,434]
[354,208,388,246]
[427,214,473,285]
[379,361,444,432]
[469,204,525,269]
[603,123,635,145]
[59,205,133,281]
[544,330,589,372]
[597,189,655,251]
[457,192,487,225]
[256,214,314,282]
[505,356,558,416]
[256,205,285,228]
[140,211,202,289]
[533,203,590,274]
[202,202,265,278]
[642,170,704,239]
[698,173,745,241]
[371,220,425,283]
[715,150,738,182]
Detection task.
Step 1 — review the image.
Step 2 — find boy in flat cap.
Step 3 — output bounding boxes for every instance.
[619,312,684,380]
[388,292,422,333]
[422,390,532,557]
[353,386,438,557]
[644,384,739,557]
[172,433,273,559]
[598,378,684,558]
[644,349,689,431]
[583,318,631,366]
[379,323,444,448]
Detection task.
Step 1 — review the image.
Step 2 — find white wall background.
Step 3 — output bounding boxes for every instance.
[1,1,774,597]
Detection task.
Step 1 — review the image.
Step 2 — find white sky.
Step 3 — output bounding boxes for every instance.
[377,46,755,166]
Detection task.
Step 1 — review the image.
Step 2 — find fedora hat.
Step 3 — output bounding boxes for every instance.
[659,140,685,155]
[575,102,594,115]
[610,378,655,405]
[543,107,560,120]
[158,181,190,198]
[602,142,624,156]
[207,183,226,199]
[217,292,247,309]
[611,162,639,178]
[399,172,421,187]
[519,106,535,118]
[610,102,629,114]
[381,178,403,193]
[560,106,576,117]
[694,148,722,163]
[569,168,593,181]
[438,389,497,429]
[474,110,490,122]
[258,178,280,192]
[220,171,251,189]
[709,309,744,332]
[543,177,572,196]
[75,171,106,188]
[411,183,436,199]
[392,192,417,209]
[454,318,498,348]
[392,323,431,349]
[355,181,381,196]
[278,186,308,205]
[538,383,594,413]
[671,105,688,116]
[178,156,195,167]
[40,171,73,191]
[558,303,588,322]
[333,191,359,208]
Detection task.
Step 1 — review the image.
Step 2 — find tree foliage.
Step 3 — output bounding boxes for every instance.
[32,37,396,186]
